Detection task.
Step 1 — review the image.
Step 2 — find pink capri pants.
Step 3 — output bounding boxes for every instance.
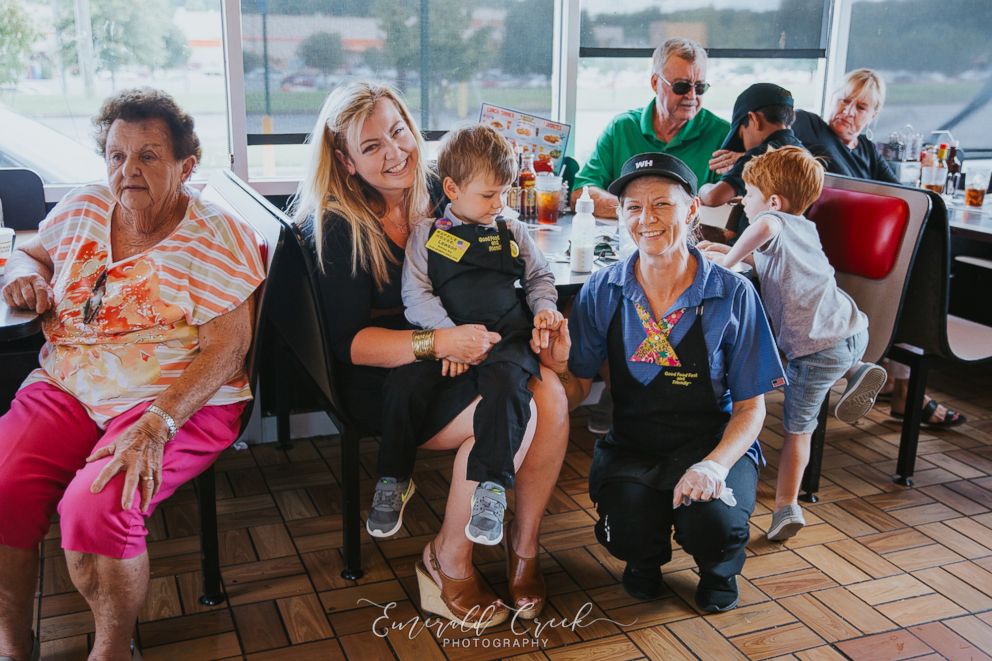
[0,382,246,559]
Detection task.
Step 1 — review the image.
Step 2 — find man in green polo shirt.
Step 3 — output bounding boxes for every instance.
[572,37,730,217]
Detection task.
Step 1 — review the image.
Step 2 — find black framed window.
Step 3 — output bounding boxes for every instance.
[846,0,992,155]
[241,0,556,178]
[573,1,829,164]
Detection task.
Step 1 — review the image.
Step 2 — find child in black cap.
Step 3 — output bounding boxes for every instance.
[698,83,806,238]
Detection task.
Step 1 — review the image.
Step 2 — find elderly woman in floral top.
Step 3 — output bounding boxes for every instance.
[0,89,263,661]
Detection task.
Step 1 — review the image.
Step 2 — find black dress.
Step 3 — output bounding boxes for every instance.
[299,211,476,439]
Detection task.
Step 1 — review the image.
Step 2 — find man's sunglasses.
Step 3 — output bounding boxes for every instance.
[660,75,710,96]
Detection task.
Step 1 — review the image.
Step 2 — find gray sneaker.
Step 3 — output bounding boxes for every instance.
[834,363,887,424]
[586,389,613,435]
[366,477,416,538]
[465,481,507,545]
[767,504,806,542]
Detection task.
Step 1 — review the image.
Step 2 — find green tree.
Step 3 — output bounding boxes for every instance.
[296,31,344,75]
[162,24,190,70]
[0,0,37,86]
[56,0,175,88]
[371,0,494,126]
[501,0,552,76]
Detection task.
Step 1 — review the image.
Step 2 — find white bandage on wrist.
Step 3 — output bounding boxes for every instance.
[688,460,737,507]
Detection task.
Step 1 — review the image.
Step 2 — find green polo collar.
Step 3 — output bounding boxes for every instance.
[638,98,710,150]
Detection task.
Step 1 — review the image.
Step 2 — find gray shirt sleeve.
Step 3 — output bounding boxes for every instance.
[402,221,456,329]
[508,220,558,314]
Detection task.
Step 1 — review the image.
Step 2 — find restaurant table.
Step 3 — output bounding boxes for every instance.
[0,291,41,341]
[0,232,43,341]
[945,196,992,243]
[521,213,619,295]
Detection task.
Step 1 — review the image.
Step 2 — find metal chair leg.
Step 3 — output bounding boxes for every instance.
[275,337,293,451]
[892,350,929,486]
[339,426,364,580]
[800,393,830,503]
[197,467,226,605]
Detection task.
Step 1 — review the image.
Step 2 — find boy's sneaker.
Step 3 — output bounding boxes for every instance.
[366,477,415,538]
[766,504,806,542]
[465,481,507,545]
[834,363,887,424]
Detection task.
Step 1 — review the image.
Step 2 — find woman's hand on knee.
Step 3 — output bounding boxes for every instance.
[87,416,168,513]
[672,460,729,508]
[436,324,501,364]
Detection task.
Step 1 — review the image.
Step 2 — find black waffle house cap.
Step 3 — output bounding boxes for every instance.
[607,152,698,197]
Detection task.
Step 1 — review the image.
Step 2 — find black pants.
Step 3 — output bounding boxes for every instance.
[379,359,532,488]
[594,456,758,580]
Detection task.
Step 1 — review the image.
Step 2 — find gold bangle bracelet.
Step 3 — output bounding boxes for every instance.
[412,329,437,361]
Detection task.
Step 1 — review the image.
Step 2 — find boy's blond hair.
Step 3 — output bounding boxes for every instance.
[437,124,518,187]
[742,145,824,213]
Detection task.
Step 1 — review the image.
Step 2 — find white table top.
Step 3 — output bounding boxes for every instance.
[945,196,992,243]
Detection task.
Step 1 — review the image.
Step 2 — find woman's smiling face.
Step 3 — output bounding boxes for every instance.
[339,99,419,199]
[620,176,697,258]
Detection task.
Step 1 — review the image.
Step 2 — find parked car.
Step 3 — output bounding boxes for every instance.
[0,107,105,184]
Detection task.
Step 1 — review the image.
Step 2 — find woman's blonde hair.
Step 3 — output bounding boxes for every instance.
[291,80,430,289]
[836,68,886,111]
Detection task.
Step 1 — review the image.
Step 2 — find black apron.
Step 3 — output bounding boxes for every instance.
[589,302,731,501]
[426,219,539,375]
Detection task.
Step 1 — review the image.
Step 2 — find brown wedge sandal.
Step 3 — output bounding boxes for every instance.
[505,524,546,620]
[416,539,508,628]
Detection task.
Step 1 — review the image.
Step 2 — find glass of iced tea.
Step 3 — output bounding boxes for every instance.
[535,174,562,224]
[964,169,989,208]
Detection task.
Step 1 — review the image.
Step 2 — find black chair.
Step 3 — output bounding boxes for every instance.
[209,170,367,580]
[0,168,46,230]
[887,190,992,484]
[193,171,288,603]
[799,175,933,501]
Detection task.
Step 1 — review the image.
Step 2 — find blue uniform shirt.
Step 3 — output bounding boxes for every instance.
[568,247,785,465]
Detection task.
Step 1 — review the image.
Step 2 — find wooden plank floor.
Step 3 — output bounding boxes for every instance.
[36,361,992,660]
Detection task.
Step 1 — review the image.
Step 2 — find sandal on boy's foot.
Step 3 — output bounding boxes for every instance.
[767,504,806,542]
[416,540,508,627]
[366,477,416,538]
[834,363,888,424]
[465,481,506,545]
[891,399,967,429]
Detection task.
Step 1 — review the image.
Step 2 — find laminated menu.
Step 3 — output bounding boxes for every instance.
[479,103,571,173]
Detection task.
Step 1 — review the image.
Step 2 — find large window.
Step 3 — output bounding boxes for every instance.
[580,0,827,51]
[240,0,556,179]
[574,0,829,165]
[846,0,992,154]
[0,0,229,186]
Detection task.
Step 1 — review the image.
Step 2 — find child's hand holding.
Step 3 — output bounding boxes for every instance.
[533,309,564,350]
[441,358,469,378]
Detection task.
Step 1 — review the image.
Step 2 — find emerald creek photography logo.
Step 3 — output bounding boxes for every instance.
[358,598,636,649]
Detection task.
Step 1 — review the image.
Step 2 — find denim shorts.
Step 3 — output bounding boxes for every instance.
[783,329,868,434]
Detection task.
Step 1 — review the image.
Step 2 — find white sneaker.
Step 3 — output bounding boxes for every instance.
[834,363,887,424]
